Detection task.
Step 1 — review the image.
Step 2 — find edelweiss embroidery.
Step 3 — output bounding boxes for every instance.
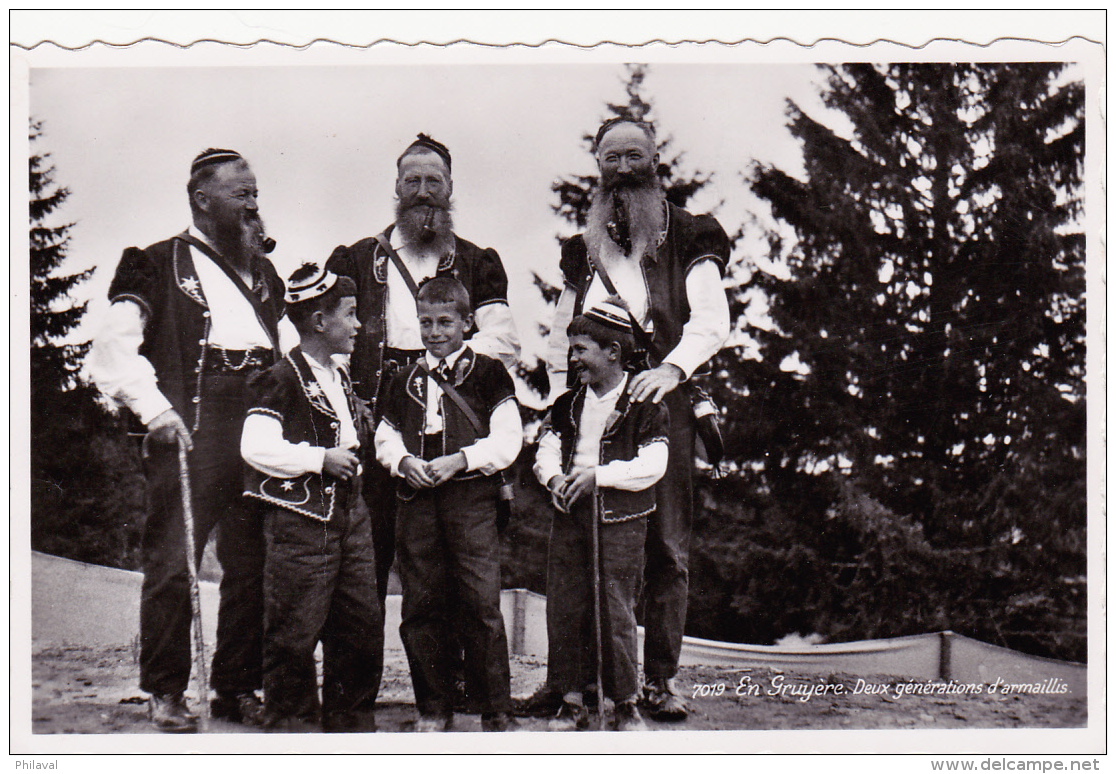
[180,275,204,304]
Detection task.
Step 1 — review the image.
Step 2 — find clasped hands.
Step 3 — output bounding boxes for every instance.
[399,452,468,489]
[546,467,596,515]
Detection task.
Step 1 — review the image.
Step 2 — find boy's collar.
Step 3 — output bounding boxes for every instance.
[424,344,468,370]
[302,349,342,375]
[588,371,628,401]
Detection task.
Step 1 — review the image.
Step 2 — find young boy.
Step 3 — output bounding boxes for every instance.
[534,299,670,732]
[374,276,522,732]
[241,263,384,732]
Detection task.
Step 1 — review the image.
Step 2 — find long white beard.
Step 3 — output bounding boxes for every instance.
[584,185,666,265]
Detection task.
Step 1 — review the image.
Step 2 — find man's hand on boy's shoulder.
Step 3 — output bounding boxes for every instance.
[426,452,468,486]
[630,363,685,404]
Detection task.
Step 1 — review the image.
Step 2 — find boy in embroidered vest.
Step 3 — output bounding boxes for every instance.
[374,276,522,732]
[534,299,670,732]
[241,263,384,732]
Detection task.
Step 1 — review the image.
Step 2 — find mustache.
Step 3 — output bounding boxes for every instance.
[602,168,659,192]
[399,192,451,211]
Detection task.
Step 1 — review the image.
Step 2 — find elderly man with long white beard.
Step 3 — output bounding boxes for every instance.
[522,117,731,724]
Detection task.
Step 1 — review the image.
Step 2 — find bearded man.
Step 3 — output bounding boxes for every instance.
[325,134,520,609]
[525,118,730,723]
[90,149,286,732]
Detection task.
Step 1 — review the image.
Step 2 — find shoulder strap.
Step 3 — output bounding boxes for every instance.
[175,232,280,352]
[583,249,661,361]
[415,360,484,434]
[374,232,420,299]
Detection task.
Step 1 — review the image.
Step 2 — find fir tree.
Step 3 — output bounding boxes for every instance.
[704,63,1086,659]
[30,120,91,395]
[29,120,144,568]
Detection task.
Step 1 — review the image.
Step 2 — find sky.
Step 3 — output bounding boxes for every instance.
[27,59,827,391]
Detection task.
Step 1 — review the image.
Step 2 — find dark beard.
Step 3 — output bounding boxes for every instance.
[586,174,666,258]
[394,197,455,256]
[212,211,267,265]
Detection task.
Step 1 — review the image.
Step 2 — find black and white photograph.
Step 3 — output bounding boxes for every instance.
[10,11,1106,763]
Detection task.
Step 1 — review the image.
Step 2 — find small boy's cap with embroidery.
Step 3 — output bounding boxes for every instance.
[285,263,338,304]
[583,299,633,334]
[190,148,244,174]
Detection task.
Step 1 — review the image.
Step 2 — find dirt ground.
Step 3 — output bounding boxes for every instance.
[31,643,1086,736]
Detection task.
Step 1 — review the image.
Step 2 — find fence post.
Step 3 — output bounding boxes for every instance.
[939,630,954,681]
[509,589,527,656]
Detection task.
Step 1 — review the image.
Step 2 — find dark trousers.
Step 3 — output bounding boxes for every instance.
[364,348,424,606]
[546,503,646,703]
[640,387,695,681]
[396,477,511,717]
[138,371,264,697]
[364,462,397,606]
[262,495,384,720]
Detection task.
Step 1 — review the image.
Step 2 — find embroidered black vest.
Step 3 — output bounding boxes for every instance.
[324,225,510,414]
[106,233,284,430]
[546,380,669,523]
[242,348,360,522]
[380,348,515,482]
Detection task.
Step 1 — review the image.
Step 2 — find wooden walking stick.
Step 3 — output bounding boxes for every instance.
[590,489,605,729]
[177,439,209,730]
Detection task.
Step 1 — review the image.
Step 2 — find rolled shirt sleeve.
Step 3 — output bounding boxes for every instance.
[544,285,578,402]
[278,316,301,354]
[88,299,173,426]
[661,259,730,380]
